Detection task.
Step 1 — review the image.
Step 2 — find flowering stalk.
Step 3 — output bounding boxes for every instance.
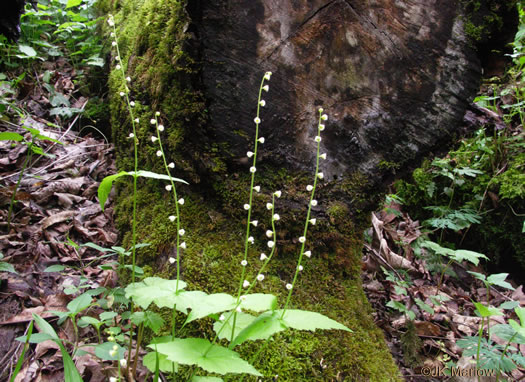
[108,15,140,284]
[108,14,141,376]
[151,115,185,295]
[281,108,328,316]
[230,71,272,341]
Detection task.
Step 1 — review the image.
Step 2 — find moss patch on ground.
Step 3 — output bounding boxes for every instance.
[102,0,402,380]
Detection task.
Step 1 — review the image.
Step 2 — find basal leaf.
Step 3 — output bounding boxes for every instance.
[277,309,352,332]
[192,377,223,381]
[474,302,503,318]
[486,273,514,290]
[213,312,256,340]
[230,311,286,348]
[451,250,488,266]
[125,277,187,309]
[185,293,236,324]
[240,293,277,312]
[59,341,83,382]
[18,45,37,57]
[33,313,59,340]
[66,0,83,8]
[131,311,164,334]
[0,132,24,142]
[95,342,125,361]
[143,351,178,373]
[0,262,18,274]
[67,292,92,315]
[152,338,261,376]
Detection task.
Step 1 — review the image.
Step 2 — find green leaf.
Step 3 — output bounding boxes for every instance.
[33,313,59,340]
[66,0,83,8]
[415,298,434,315]
[213,312,256,340]
[58,341,83,382]
[486,273,514,290]
[230,311,286,348]
[240,294,277,312]
[44,265,66,273]
[125,277,187,309]
[516,307,525,327]
[277,309,352,332]
[67,292,92,315]
[82,242,113,252]
[185,293,236,324]
[499,301,520,310]
[10,320,33,382]
[98,171,188,211]
[78,316,101,328]
[0,262,18,274]
[0,132,24,142]
[474,302,503,318]
[151,338,261,376]
[131,312,164,334]
[18,45,37,57]
[451,250,488,266]
[16,332,54,344]
[97,171,129,211]
[192,377,223,381]
[143,351,178,373]
[95,342,125,361]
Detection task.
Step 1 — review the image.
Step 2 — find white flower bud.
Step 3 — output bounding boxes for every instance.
[247,151,254,158]
[169,215,176,222]
[134,118,139,123]
[129,101,135,107]
[320,153,327,160]
[299,236,306,243]
[219,314,225,321]
[317,172,324,179]
[119,91,125,97]
[169,257,176,264]
[251,220,258,226]
[236,306,242,313]
[155,111,161,116]
[178,229,185,236]
[258,137,265,144]
[180,242,186,249]
[243,280,250,288]
[314,136,322,143]
[321,114,328,121]
[286,283,293,290]
[260,253,268,261]
[264,72,272,80]
[248,236,254,244]
[266,202,273,210]
[244,204,250,210]
[253,185,260,192]
[156,150,162,157]
[168,162,175,168]
[319,124,325,131]
[311,200,318,206]
[254,117,261,124]
[178,198,185,205]
[128,133,134,138]
[241,260,247,266]
[304,250,312,258]
[116,64,121,70]
[120,358,127,368]
[165,185,172,191]
[262,85,269,92]
[273,214,280,221]
[250,166,256,173]
[309,218,316,225]
[257,274,265,281]
[158,124,164,132]
[126,76,131,82]
[267,241,275,248]
[318,107,324,113]
[150,119,156,125]
[112,41,117,47]
[298,265,303,271]
[259,100,266,107]
[151,136,158,142]
[306,185,313,191]
[274,190,282,198]
[266,230,273,238]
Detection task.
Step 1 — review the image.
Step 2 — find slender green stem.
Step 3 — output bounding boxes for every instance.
[281,109,324,316]
[230,73,268,342]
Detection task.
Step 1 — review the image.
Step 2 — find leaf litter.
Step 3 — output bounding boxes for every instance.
[362,196,525,381]
[0,61,118,382]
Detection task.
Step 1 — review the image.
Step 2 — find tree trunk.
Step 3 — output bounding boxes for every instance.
[100,0,516,380]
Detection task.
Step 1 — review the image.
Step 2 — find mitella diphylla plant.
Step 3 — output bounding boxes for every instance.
[22,14,352,381]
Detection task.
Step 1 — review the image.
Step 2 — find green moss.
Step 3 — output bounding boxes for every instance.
[460,0,518,43]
